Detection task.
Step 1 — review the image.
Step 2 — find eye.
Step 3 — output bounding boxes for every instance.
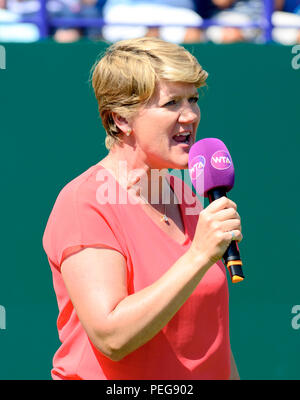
[189,96,199,104]
[163,99,177,107]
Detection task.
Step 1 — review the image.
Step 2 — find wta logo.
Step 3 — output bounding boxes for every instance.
[211,150,232,170]
[189,155,206,179]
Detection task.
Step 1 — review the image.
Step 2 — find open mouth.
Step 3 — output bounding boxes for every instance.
[172,132,192,145]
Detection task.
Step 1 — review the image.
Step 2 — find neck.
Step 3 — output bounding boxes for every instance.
[99,144,170,205]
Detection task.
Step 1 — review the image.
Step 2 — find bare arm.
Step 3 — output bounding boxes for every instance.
[62,246,210,361]
[61,197,242,361]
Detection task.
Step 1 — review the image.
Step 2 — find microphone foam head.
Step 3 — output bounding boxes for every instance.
[188,138,235,197]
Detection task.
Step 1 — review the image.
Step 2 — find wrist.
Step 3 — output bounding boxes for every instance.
[185,246,214,275]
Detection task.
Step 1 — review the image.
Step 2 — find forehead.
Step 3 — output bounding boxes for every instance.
[154,80,198,100]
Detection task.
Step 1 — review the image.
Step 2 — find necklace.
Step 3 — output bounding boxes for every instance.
[137,173,170,223]
[160,203,169,223]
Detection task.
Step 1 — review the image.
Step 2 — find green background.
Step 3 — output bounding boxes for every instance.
[0,41,299,380]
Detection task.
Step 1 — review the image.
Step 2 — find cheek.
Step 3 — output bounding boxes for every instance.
[193,111,201,132]
[194,104,201,119]
[132,109,178,150]
[144,135,169,152]
[197,107,201,123]
[138,119,175,144]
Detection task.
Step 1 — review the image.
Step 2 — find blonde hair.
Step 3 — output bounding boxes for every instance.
[91,37,208,150]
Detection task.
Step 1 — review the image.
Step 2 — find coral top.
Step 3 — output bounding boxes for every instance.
[42,164,231,380]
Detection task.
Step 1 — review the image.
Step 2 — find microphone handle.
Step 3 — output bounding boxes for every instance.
[208,187,244,284]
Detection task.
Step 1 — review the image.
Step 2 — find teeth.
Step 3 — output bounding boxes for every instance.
[175,132,191,137]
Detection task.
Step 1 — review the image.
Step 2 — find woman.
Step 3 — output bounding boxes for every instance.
[43,37,242,380]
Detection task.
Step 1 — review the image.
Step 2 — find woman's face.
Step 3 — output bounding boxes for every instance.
[129,79,201,170]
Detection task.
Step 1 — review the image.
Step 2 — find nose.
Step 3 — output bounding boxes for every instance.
[178,102,200,124]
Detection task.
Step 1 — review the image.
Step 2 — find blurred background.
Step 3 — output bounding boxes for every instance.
[1,0,300,45]
[0,0,300,380]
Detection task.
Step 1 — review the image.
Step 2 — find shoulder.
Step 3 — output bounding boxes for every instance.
[48,164,116,216]
[42,165,98,243]
[42,164,126,268]
[43,164,114,241]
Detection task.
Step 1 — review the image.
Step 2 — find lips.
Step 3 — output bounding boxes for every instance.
[172,132,191,144]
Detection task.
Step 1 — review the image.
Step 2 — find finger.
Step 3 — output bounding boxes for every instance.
[220,218,241,233]
[207,196,237,213]
[213,208,240,222]
[225,230,243,243]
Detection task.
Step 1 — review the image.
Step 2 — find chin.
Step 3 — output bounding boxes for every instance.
[148,151,189,170]
[166,159,189,170]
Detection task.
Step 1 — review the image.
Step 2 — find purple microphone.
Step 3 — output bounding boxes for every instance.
[188,138,244,283]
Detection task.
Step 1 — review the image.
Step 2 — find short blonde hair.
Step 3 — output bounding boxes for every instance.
[91,37,208,150]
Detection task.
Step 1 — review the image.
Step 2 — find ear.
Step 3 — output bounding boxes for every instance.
[111,112,130,134]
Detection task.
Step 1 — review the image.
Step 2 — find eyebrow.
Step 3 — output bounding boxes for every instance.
[162,92,199,102]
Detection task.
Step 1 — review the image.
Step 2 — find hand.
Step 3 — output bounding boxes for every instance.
[189,196,242,268]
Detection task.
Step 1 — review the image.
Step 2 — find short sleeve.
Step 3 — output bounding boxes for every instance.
[42,181,126,270]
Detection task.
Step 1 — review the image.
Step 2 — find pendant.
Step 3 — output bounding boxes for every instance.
[161,214,169,223]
